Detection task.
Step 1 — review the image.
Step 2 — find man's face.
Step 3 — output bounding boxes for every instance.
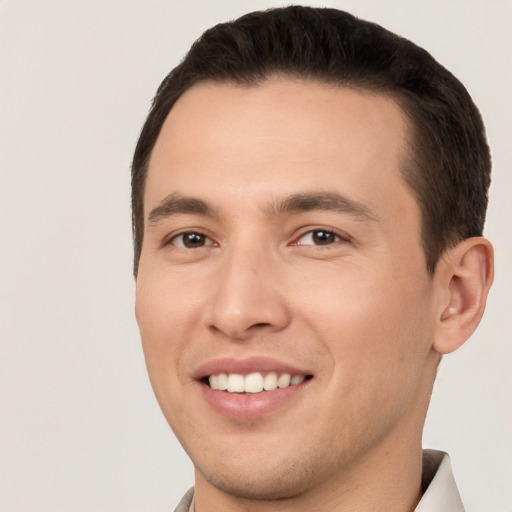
[136,79,440,499]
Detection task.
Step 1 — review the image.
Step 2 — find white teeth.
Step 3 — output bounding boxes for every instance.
[245,372,264,393]
[263,372,278,391]
[290,375,305,385]
[217,373,228,391]
[209,374,219,390]
[227,374,245,393]
[277,373,291,388]
[208,372,307,393]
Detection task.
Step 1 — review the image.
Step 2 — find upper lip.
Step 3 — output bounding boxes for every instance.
[192,356,313,380]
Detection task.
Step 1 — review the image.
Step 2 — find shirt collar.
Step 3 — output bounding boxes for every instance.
[415,449,465,511]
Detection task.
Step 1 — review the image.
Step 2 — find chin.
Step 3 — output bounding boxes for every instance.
[196,453,325,501]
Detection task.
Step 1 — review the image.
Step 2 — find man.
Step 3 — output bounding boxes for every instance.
[131,6,493,511]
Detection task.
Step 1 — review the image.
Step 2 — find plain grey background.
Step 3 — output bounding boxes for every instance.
[1,1,511,511]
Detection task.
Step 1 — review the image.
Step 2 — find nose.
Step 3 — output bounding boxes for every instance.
[205,246,291,341]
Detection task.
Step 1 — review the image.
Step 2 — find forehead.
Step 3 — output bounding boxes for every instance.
[146,78,415,221]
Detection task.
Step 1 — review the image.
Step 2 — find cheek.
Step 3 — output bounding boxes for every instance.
[297,264,434,389]
[135,271,201,381]
[135,272,207,431]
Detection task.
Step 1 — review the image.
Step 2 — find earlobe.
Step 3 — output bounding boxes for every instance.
[433,237,494,354]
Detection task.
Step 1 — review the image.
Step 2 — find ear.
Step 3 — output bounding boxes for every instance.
[433,237,494,354]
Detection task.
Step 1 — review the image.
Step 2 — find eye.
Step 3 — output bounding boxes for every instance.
[295,229,341,246]
[170,232,215,249]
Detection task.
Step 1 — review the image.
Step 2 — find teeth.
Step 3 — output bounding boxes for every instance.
[208,372,307,393]
[227,374,245,393]
[209,374,219,390]
[217,373,228,391]
[263,372,278,391]
[277,373,291,388]
[290,375,305,385]
[245,372,264,393]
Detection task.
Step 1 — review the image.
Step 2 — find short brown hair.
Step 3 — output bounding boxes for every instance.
[131,6,491,276]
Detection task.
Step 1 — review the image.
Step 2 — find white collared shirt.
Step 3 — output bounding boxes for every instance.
[416,450,464,511]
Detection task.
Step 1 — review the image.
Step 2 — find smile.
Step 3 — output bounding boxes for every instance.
[208,372,308,393]
[195,357,314,419]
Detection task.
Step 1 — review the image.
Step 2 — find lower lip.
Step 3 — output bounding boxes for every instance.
[199,381,308,420]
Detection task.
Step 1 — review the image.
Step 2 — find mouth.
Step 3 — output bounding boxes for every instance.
[205,371,313,394]
[195,358,314,419]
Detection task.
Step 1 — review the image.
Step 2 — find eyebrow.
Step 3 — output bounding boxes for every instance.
[267,192,377,222]
[148,192,216,226]
[147,190,377,226]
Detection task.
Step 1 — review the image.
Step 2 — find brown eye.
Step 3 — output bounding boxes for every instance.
[172,232,213,248]
[296,230,340,245]
[312,231,337,245]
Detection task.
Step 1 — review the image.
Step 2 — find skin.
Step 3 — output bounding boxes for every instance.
[135,78,493,511]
